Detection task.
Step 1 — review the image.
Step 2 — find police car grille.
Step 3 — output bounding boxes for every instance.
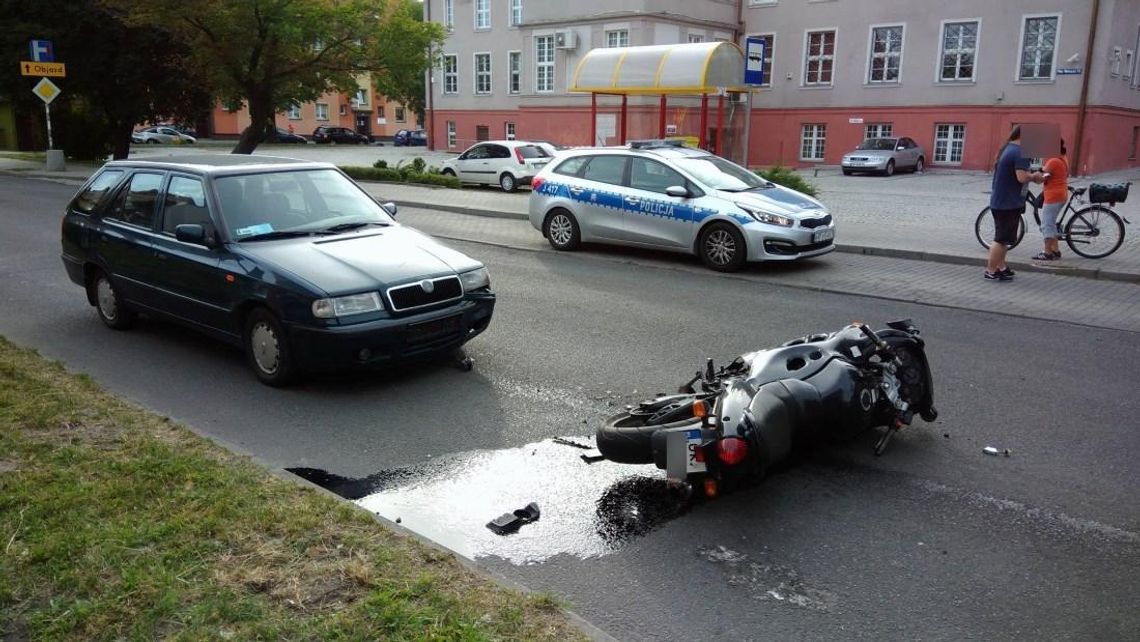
[387,276,463,312]
[800,214,832,229]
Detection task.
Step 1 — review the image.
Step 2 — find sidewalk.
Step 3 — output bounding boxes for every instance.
[5,153,1139,283]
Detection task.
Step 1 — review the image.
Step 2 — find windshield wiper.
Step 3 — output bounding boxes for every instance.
[322,221,390,233]
[238,230,326,242]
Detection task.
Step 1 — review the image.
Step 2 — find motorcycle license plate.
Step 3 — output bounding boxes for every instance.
[685,429,707,474]
[813,228,834,243]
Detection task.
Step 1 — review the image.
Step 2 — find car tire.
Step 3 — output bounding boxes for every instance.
[441,169,456,178]
[914,157,924,173]
[89,270,136,330]
[544,209,580,251]
[244,308,297,387]
[883,160,895,177]
[698,223,747,272]
[499,173,518,192]
[146,139,159,144]
[842,169,853,176]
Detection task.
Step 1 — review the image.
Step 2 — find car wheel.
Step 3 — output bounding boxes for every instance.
[914,157,925,173]
[244,308,297,387]
[544,209,580,251]
[89,270,135,330]
[499,173,518,192]
[699,223,747,272]
[883,160,895,177]
[842,169,853,176]
[441,169,456,178]
[146,139,159,144]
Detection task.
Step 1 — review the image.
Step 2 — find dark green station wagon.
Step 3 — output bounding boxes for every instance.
[60,155,495,386]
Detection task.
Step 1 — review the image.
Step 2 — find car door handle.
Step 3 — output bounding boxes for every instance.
[568,187,583,195]
[624,197,640,205]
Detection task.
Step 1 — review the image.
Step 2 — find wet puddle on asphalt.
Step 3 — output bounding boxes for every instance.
[288,437,691,564]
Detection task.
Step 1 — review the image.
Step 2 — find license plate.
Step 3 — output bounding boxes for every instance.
[406,315,460,343]
[685,428,707,474]
[814,228,835,243]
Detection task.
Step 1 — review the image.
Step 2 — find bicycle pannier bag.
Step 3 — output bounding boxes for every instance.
[1088,183,1129,204]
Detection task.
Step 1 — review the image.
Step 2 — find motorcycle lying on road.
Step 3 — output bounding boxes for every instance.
[595,320,938,498]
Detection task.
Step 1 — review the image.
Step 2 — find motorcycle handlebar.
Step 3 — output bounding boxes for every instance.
[857,323,891,355]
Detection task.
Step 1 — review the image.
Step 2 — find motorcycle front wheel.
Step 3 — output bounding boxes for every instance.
[596,411,702,465]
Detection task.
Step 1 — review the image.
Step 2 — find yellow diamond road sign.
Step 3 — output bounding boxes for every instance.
[32,77,61,105]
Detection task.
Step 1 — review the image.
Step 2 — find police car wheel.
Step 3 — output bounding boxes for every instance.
[699,223,746,272]
[545,210,580,250]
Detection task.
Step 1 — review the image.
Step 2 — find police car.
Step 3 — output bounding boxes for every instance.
[528,141,835,271]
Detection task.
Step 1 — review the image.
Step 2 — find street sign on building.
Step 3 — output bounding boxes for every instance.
[744,36,766,86]
[32,77,61,104]
[20,60,66,77]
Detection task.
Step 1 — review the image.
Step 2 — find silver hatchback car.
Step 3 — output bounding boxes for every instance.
[528,142,836,271]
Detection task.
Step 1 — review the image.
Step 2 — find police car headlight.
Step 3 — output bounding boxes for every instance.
[312,292,383,318]
[459,267,490,292]
[736,203,794,227]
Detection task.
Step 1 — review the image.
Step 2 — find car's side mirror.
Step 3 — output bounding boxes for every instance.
[665,185,690,198]
[382,202,397,217]
[175,223,215,247]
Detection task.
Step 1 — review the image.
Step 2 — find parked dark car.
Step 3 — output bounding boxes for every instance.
[264,127,307,144]
[393,129,427,147]
[312,125,371,144]
[59,156,495,385]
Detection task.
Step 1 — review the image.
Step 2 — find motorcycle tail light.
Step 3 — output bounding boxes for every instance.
[716,437,749,466]
[703,478,718,498]
[692,400,709,419]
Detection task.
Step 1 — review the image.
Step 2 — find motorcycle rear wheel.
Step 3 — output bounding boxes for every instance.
[596,411,702,465]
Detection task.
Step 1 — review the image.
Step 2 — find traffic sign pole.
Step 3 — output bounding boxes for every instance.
[44,103,53,149]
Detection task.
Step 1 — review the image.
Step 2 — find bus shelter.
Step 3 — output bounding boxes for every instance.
[569,41,750,160]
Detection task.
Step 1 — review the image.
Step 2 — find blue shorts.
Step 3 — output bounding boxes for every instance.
[1040,202,1062,239]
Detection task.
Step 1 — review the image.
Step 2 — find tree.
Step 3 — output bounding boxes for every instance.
[0,0,214,159]
[369,0,444,124]
[114,0,443,154]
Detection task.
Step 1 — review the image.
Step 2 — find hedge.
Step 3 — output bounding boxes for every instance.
[339,165,461,189]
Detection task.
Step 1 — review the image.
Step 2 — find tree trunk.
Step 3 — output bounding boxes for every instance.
[111,120,134,160]
[232,91,275,155]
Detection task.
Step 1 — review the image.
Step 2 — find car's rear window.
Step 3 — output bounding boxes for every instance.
[517,145,550,159]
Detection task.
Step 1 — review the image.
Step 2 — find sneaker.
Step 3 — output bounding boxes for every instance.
[1032,252,1057,261]
[1050,250,1062,259]
[1000,266,1015,277]
[984,270,1013,281]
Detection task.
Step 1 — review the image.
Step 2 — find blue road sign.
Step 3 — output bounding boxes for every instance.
[29,40,54,63]
[744,36,765,86]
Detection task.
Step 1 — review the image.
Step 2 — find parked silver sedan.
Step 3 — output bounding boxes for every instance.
[131,126,197,145]
[841,137,925,176]
[528,142,835,272]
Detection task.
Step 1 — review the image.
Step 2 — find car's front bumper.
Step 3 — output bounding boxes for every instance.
[743,222,836,261]
[286,293,495,371]
[841,158,888,170]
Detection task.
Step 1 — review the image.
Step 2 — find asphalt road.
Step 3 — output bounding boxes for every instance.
[2,175,1138,641]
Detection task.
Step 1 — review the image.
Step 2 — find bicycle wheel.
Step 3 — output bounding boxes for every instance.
[975,207,1026,250]
[1064,206,1125,259]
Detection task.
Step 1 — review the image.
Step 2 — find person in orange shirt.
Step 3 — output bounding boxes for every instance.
[1035,139,1068,261]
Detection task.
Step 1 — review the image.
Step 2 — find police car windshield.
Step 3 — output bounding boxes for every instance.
[673,156,769,192]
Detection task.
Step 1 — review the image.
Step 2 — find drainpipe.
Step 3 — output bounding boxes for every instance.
[425,0,436,151]
[1072,0,1100,176]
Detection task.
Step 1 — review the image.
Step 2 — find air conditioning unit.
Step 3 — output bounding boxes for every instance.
[554,30,577,50]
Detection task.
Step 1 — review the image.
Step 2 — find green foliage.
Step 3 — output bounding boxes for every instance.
[341,165,460,189]
[372,159,389,169]
[756,165,819,197]
[369,0,446,122]
[404,172,461,188]
[58,99,112,161]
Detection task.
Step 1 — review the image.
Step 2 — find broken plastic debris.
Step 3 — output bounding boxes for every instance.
[983,446,1012,457]
[486,502,541,535]
[580,453,607,464]
[552,437,592,450]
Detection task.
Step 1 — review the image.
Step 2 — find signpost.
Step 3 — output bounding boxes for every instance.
[24,39,65,170]
[742,36,768,168]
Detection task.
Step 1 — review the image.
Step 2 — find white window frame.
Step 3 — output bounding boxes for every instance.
[1016,14,1060,82]
[1111,46,1123,77]
[867,24,904,84]
[508,51,522,94]
[505,122,516,140]
[1133,26,1140,88]
[443,54,458,95]
[937,19,981,83]
[286,103,302,119]
[865,123,893,139]
[800,123,826,161]
[536,35,555,93]
[353,88,368,108]
[474,52,492,95]
[802,29,837,87]
[315,103,329,121]
[933,124,966,165]
[606,30,629,48]
[1125,49,1134,82]
[474,0,490,30]
[748,0,777,5]
[509,0,522,27]
[447,121,456,148]
[444,0,454,30]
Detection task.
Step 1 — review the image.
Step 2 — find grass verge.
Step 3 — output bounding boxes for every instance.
[0,335,586,641]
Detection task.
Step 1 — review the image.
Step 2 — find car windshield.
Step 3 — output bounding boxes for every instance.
[672,155,768,191]
[216,169,394,241]
[856,138,898,151]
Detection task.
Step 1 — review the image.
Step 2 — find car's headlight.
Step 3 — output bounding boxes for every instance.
[735,203,794,227]
[311,292,383,318]
[459,267,490,292]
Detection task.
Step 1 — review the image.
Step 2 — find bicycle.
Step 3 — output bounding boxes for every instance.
[974,182,1131,259]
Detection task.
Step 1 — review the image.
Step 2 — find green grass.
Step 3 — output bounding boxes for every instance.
[0,336,585,641]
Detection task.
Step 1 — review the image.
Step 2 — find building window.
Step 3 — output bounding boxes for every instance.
[1125,50,1134,81]
[939,21,978,82]
[1110,47,1123,77]
[395,106,406,123]
[800,124,826,161]
[443,54,458,94]
[748,0,777,5]
[475,0,490,29]
[934,124,966,164]
[447,121,456,148]
[444,0,453,30]
[474,53,492,94]
[606,30,629,48]
[804,30,835,86]
[536,35,555,93]
[376,105,385,118]
[1019,16,1058,80]
[689,34,705,43]
[509,0,522,27]
[865,123,893,139]
[508,51,521,94]
[286,103,301,119]
[353,88,368,107]
[869,25,903,83]
[316,103,329,121]
[505,122,516,140]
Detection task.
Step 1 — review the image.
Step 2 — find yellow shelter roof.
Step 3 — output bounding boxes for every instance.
[569,41,747,95]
